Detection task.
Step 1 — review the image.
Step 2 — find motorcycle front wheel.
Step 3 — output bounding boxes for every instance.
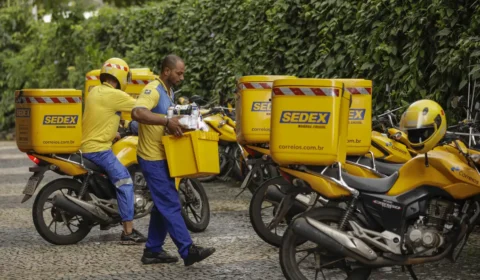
[32,178,92,245]
[179,178,210,232]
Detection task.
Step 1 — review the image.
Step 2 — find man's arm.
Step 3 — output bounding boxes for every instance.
[132,87,184,137]
[131,107,168,126]
[113,91,136,112]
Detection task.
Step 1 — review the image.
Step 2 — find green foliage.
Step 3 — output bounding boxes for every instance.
[1,0,479,130]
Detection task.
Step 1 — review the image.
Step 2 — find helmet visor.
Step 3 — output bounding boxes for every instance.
[400,108,436,130]
[400,108,438,144]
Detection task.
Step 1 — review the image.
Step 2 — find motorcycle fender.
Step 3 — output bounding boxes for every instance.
[279,167,350,199]
[21,165,50,203]
[34,154,87,176]
[112,136,138,167]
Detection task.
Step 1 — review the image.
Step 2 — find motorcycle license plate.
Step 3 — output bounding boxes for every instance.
[22,176,41,196]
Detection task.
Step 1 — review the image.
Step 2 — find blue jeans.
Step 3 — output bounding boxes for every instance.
[83,150,134,221]
[138,156,193,259]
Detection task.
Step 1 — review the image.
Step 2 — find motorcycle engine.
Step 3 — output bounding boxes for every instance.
[134,193,147,210]
[133,171,149,212]
[405,199,455,256]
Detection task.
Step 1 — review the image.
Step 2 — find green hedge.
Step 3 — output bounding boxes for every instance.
[1,0,479,130]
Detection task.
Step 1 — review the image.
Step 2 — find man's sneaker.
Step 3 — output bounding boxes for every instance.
[184,244,216,266]
[141,249,178,264]
[120,229,147,245]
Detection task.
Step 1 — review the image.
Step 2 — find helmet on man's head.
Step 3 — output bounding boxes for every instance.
[399,99,447,154]
[100,58,132,91]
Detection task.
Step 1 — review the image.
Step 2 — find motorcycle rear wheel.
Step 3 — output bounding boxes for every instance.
[249,177,296,247]
[32,178,92,245]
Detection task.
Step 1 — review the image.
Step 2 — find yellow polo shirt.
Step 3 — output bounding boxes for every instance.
[135,79,174,161]
[81,83,136,153]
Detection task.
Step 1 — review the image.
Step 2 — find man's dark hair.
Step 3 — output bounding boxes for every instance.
[160,54,183,73]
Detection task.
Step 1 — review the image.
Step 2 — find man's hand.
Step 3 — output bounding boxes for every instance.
[166,116,184,137]
[113,132,121,143]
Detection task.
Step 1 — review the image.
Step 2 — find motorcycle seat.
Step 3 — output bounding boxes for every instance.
[348,156,403,176]
[56,154,105,174]
[341,171,399,194]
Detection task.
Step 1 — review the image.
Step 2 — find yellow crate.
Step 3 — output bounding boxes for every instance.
[333,79,373,156]
[15,89,82,154]
[84,68,158,121]
[236,75,296,144]
[162,130,220,178]
[270,79,348,166]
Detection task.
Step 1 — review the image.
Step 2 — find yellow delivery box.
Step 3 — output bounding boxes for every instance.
[15,89,82,154]
[84,68,158,121]
[333,79,373,156]
[162,130,220,178]
[236,75,296,144]
[270,79,350,166]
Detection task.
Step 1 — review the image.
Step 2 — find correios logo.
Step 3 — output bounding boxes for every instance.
[451,166,479,185]
[386,142,407,155]
[451,166,460,172]
[280,111,331,124]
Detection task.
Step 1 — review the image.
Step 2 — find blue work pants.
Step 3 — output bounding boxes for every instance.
[138,156,192,259]
[83,150,134,221]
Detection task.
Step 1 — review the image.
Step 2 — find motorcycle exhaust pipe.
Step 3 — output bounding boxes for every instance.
[264,185,308,215]
[52,194,111,224]
[291,217,457,267]
[291,217,378,261]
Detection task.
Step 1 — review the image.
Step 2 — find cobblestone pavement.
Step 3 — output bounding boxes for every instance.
[1,141,479,280]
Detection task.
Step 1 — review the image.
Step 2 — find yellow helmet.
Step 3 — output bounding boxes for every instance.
[100,58,132,91]
[399,99,447,154]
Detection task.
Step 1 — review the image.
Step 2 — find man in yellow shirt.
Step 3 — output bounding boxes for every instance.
[132,54,215,266]
[81,57,146,244]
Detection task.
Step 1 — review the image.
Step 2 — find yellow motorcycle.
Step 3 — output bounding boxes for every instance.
[247,109,412,247]
[279,104,480,280]
[22,130,210,245]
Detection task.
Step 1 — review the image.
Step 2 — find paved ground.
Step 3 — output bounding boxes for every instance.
[1,141,480,280]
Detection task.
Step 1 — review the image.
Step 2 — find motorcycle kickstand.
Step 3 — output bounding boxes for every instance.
[405,265,418,280]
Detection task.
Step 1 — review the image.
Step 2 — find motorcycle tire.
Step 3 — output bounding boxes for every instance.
[179,178,210,232]
[249,177,295,247]
[32,178,92,245]
[280,207,370,280]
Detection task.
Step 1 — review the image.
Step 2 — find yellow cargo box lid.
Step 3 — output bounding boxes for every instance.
[332,79,372,95]
[16,89,81,97]
[239,75,296,83]
[238,75,296,89]
[273,78,343,87]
